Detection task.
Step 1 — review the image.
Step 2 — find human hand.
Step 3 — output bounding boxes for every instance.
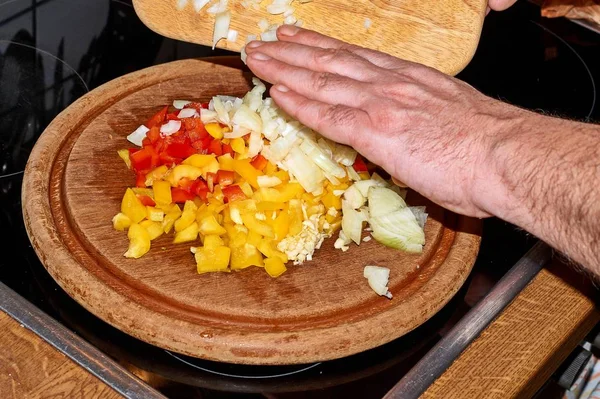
[244,26,527,219]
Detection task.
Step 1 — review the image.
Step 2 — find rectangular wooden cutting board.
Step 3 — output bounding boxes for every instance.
[132,0,487,75]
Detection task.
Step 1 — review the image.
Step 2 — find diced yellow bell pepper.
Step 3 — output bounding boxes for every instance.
[212,185,224,202]
[153,180,172,206]
[247,230,262,247]
[203,235,224,249]
[112,212,131,231]
[173,221,199,244]
[218,154,235,171]
[199,214,227,235]
[145,165,169,186]
[183,154,216,168]
[358,172,370,180]
[117,149,132,169]
[230,243,264,270]
[140,220,164,240]
[273,210,289,241]
[230,137,245,154]
[167,165,203,186]
[146,206,165,222]
[162,204,182,233]
[121,188,147,224]
[288,199,303,236]
[257,201,285,211]
[205,123,223,139]
[233,159,262,189]
[273,170,290,183]
[239,181,253,197]
[264,161,277,175]
[241,213,274,238]
[328,182,349,192]
[124,223,151,258]
[174,200,198,232]
[257,240,288,263]
[321,191,342,210]
[195,246,230,273]
[264,257,287,278]
[256,183,304,203]
[132,188,154,197]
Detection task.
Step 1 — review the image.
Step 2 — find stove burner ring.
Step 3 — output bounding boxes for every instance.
[164,351,321,379]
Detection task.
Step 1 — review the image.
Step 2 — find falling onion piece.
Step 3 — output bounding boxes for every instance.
[364,266,393,299]
[213,11,231,49]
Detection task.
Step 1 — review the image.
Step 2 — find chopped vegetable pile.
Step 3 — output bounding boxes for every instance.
[113,79,427,279]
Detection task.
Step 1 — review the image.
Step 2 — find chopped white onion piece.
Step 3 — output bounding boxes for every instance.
[177,0,189,10]
[200,109,218,123]
[284,15,297,24]
[211,96,230,125]
[160,120,182,136]
[232,104,262,132]
[364,18,372,29]
[207,0,228,14]
[258,18,270,31]
[212,11,231,49]
[227,29,238,42]
[172,100,191,109]
[248,130,263,158]
[364,266,392,299]
[257,175,282,188]
[177,108,198,119]
[261,29,278,42]
[126,125,149,147]
[193,0,209,11]
[224,125,251,139]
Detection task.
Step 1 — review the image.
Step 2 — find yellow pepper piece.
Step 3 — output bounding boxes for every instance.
[199,214,227,236]
[230,243,264,270]
[257,240,288,263]
[140,220,164,240]
[205,123,223,139]
[273,210,289,241]
[328,182,349,192]
[173,221,199,244]
[131,187,154,197]
[257,201,285,211]
[153,180,172,206]
[264,161,277,176]
[162,204,182,233]
[121,188,147,224]
[183,154,216,168]
[273,170,290,183]
[264,257,287,278]
[124,223,151,258]
[256,183,304,203]
[146,206,165,222]
[203,235,224,249]
[218,154,235,171]
[167,165,203,186]
[241,213,274,238]
[174,200,198,232]
[233,159,262,189]
[230,137,245,154]
[288,199,303,236]
[321,191,342,210]
[358,172,370,180]
[195,246,230,273]
[117,149,131,169]
[112,212,131,231]
[145,165,169,186]
[247,230,262,247]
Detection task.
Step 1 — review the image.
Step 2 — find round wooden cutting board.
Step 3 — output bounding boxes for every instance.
[22,58,481,365]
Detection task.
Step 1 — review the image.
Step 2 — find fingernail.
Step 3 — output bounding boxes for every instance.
[278,24,299,36]
[246,40,264,49]
[274,85,289,92]
[249,52,271,61]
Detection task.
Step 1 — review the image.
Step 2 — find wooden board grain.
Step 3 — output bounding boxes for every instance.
[22,57,481,365]
[0,311,123,399]
[132,0,487,76]
[422,261,600,399]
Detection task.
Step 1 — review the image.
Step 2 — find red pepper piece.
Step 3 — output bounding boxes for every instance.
[145,106,168,129]
[222,143,234,156]
[191,178,209,201]
[171,188,195,203]
[135,171,148,188]
[136,195,156,207]
[250,154,268,171]
[165,112,180,121]
[147,126,161,144]
[222,185,247,203]
[188,124,209,142]
[216,170,234,187]
[165,142,196,159]
[130,148,153,172]
[208,139,222,156]
[158,152,182,167]
[352,155,368,173]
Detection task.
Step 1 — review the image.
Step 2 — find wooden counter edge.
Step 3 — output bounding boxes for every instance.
[422,260,600,399]
[0,310,124,399]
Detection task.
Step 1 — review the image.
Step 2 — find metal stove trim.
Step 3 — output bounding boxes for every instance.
[0,281,166,399]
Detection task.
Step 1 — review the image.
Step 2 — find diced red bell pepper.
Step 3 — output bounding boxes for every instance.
[147,126,161,144]
[191,178,209,200]
[130,147,154,172]
[165,142,196,159]
[145,106,168,129]
[222,143,234,156]
[159,152,182,166]
[250,154,268,171]
[165,112,180,121]
[352,155,368,173]
[171,188,195,203]
[188,123,209,142]
[208,139,222,156]
[183,102,208,111]
[142,137,152,147]
[137,195,156,207]
[216,170,234,187]
[135,171,148,188]
[178,177,195,192]
[222,185,247,203]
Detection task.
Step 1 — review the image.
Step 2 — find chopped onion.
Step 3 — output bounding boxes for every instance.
[346,166,361,181]
[258,18,270,31]
[160,120,182,136]
[409,206,428,229]
[299,139,346,178]
[177,0,189,10]
[257,175,282,188]
[262,130,300,162]
[232,104,262,132]
[207,0,228,14]
[364,18,372,29]
[172,100,191,109]
[211,96,230,125]
[224,125,251,139]
[200,109,218,123]
[282,147,324,194]
[261,29,278,42]
[192,0,209,11]
[126,125,149,147]
[212,11,231,49]
[248,130,263,158]
[177,108,198,119]
[364,266,392,299]
[343,185,366,209]
[333,144,358,166]
[227,29,238,42]
[341,199,364,245]
[353,179,386,197]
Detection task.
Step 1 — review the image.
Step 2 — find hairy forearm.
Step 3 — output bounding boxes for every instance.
[480,110,600,272]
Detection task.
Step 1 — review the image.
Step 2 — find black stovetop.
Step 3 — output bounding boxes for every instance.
[0,1,598,398]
